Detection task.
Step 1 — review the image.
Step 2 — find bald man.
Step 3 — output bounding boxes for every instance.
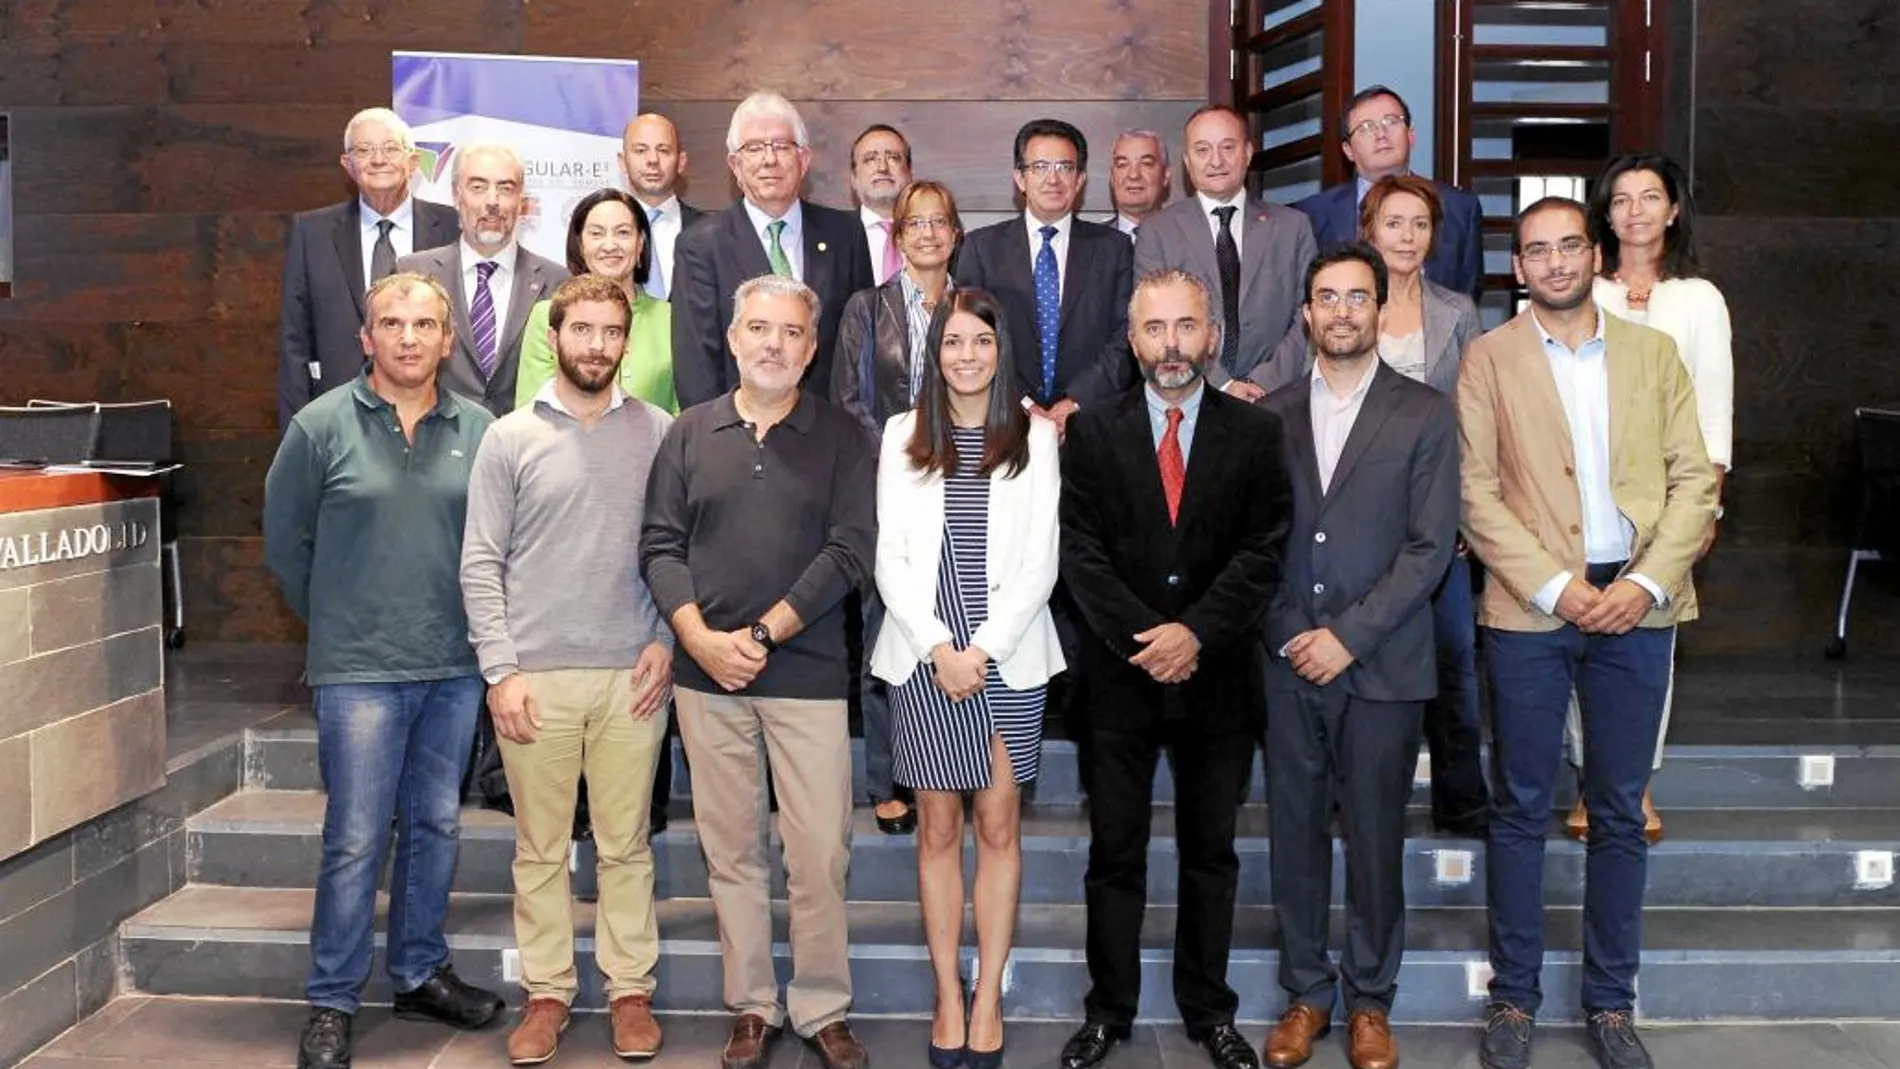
[621,113,705,302]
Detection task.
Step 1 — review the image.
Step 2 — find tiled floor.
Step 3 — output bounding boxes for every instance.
[20,997,1900,1069]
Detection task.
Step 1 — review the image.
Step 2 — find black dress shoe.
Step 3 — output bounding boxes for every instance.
[1433,806,1491,838]
[392,963,505,1030]
[650,806,670,836]
[297,1006,353,1069]
[1061,1021,1131,1069]
[874,801,917,835]
[1200,1024,1262,1069]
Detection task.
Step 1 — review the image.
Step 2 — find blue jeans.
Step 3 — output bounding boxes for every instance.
[306,677,482,1012]
[1483,618,1672,1015]
[1425,555,1489,822]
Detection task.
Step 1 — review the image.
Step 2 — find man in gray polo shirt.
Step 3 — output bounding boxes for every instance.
[264,272,504,1069]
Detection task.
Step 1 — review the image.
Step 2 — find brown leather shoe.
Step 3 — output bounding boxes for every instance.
[1263,1003,1331,1068]
[1347,1008,1398,1069]
[806,1020,870,1069]
[1564,794,1590,842]
[610,993,662,1060]
[506,998,570,1066]
[1642,786,1664,844]
[721,1013,781,1069]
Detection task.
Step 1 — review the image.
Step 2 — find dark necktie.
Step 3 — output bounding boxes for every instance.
[1213,206,1241,372]
[1158,407,1186,525]
[471,260,499,379]
[369,219,397,283]
[1033,225,1060,401]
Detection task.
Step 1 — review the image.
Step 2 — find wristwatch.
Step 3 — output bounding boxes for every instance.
[749,621,778,653]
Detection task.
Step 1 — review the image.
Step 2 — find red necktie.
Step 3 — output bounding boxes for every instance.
[879,220,902,284]
[1158,407,1185,525]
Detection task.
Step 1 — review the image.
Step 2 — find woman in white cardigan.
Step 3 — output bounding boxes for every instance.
[1565,152,1734,842]
[870,288,1063,1068]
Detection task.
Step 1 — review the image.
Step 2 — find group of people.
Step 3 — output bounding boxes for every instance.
[265,81,1732,1069]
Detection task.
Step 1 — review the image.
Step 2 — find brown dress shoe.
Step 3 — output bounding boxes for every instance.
[722,1014,781,1069]
[807,1020,870,1069]
[506,998,570,1066]
[1564,794,1590,842]
[610,993,663,1060]
[1263,1003,1331,1068]
[1347,1008,1398,1069]
[1642,787,1664,844]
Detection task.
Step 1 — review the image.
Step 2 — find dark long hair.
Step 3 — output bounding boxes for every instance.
[564,188,654,285]
[905,289,1030,480]
[1588,152,1700,280]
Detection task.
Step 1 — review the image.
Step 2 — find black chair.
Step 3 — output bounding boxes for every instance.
[1826,406,1900,659]
[0,404,101,465]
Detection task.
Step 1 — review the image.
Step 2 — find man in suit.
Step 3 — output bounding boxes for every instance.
[395,141,568,417]
[849,124,913,286]
[1058,269,1292,1069]
[1134,105,1316,403]
[672,92,873,409]
[1460,198,1717,1069]
[620,112,704,302]
[1258,244,1459,1069]
[1107,129,1170,238]
[955,118,1134,434]
[278,107,460,427]
[1295,85,1485,303]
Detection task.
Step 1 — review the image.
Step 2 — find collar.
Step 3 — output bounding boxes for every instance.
[743,198,804,239]
[709,388,818,434]
[1115,212,1141,234]
[1195,189,1248,216]
[1144,379,1206,421]
[350,366,464,420]
[1024,211,1073,240]
[642,194,681,220]
[860,204,893,229]
[533,378,628,417]
[1529,304,1607,352]
[460,237,518,272]
[360,195,415,230]
[898,270,952,305]
[1310,355,1378,401]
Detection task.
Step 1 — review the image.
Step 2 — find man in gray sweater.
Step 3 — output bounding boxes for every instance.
[459,275,675,1066]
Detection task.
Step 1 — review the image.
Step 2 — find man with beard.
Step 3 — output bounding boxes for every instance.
[1256,245,1458,1069]
[848,123,914,285]
[1459,199,1716,1069]
[1057,270,1292,1069]
[460,274,677,1065]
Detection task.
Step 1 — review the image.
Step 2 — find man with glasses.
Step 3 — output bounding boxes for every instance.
[1295,85,1484,302]
[278,107,460,426]
[848,123,914,285]
[1458,198,1716,1069]
[672,91,872,408]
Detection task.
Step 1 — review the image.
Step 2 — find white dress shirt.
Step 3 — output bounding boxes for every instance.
[1022,212,1073,298]
[1309,357,1376,493]
[642,194,685,299]
[1196,190,1248,261]
[459,238,519,340]
[743,198,805,281]
[861,204,898,286]
[358,196,416,294]
[1111,212,1141,237]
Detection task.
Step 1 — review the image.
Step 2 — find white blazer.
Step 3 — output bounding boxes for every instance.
[1595,275,1734,469]
[871,411,1066,691]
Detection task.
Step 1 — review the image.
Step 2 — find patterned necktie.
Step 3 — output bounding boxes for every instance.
[878,219,902,284]
[644,207,667,300]
[1158,407,1186,525]
[471,260,499,378]
[1213,206,1242,372]
[1033,224,1060,401]
[369,219,397,284]
[765,219,793,278]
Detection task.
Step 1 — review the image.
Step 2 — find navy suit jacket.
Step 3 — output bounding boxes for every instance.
[1294,179,1484,303]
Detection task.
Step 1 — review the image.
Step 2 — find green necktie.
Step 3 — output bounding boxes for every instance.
[765,219,793,278]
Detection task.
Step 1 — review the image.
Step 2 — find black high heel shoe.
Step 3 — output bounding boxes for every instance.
[966,996,1004,1069]
[927,986,968,1068]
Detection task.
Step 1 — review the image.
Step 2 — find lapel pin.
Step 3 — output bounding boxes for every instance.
[816,241,828,253]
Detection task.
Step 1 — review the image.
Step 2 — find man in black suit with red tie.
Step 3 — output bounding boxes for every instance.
[1058,269,1293,1069]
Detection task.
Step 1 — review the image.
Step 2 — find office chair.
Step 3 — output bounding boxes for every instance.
[1826,406,1900,659]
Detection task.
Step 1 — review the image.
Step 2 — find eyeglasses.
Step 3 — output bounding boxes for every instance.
[736,139,801,161]
[856,149,907,168]
[1348,114,1407,140]
[901,215,955,232]
[1311,290,1375,310]
[349,142,410,161]
[1019,160,1079,179]
[1518,237,1593,262]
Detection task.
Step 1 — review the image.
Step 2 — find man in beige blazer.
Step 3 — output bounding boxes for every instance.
[1458,198,1716,1069]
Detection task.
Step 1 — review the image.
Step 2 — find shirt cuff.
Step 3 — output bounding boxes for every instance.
[1531,571,1572,616]
[482,664,518,686]
[1625,572,1667,608]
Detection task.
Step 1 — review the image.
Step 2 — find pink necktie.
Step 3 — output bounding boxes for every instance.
[879,220,902,284]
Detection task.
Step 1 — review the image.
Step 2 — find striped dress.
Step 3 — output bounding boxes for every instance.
[890,427,1047,791]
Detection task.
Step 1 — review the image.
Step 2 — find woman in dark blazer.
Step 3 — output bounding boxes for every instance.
[833,180,962,435]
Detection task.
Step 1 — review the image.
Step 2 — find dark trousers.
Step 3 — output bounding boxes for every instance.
[1425,555,1490,824]
[1484,605,1672,1015]
[858,587,901,804]
[1083,720,1256,1037]
[1266,683,1423,1014]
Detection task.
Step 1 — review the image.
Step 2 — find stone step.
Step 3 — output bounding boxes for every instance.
[120,884,1900,1024]
[188,790,1900,909]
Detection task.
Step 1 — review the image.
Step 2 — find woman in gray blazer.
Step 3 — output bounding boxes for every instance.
[1360,175,1491,837]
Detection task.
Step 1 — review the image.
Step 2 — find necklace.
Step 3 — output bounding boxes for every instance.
[1617,274,1654,306]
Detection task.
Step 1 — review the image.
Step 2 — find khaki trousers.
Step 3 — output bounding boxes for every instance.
[496,667,666,1003]
[674,687,853,1036]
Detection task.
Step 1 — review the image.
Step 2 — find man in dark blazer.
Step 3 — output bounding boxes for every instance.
[278,106,460,427]
[955,118,1134,433]
[1257,245,1459,1069]
[395,141,568,417]
[1058,269,1292,1069]
[1294,85,1484,303]
[620,112,704,303]
[671,92,872,409]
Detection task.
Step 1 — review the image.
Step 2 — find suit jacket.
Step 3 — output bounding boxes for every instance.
[671,200,872,409]
[871,413,1065,691]
[277,197,460,426]
[830,278,915,436]
[1263,361,1459,701]
[1294,179,1484,302]
[1132,195,1316,388]
[394,241,570,417]
[953,215,1134,408]
[1059,387,1293,733]
[1456,309,1719,632]
[1419,279,1483,396]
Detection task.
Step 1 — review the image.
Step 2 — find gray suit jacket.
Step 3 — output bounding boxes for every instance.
[1132,194,1316,389]
[395,241,570,417]
[1262,360,1459,702]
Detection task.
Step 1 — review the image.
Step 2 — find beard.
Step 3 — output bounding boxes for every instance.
[1315,322,1377,361]
[1139,346,1205,390]
[557,346,620,394]
[1529,272,1594,312]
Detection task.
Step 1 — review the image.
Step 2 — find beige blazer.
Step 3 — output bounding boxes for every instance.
[1456,309,1719,632]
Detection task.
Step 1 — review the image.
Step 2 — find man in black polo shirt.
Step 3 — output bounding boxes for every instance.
[639,274,876,1069]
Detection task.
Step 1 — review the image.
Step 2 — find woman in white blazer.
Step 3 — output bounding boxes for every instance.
[870,288,1062,1068]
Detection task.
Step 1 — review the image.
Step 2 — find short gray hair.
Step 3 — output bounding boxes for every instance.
[343,107,415,153]
[729,275,820,332]
[363,271,453,327]
[451,140,525,188]
[726,91,809,153]
[1128,269,1217,335]
[1114,128,1170,169]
